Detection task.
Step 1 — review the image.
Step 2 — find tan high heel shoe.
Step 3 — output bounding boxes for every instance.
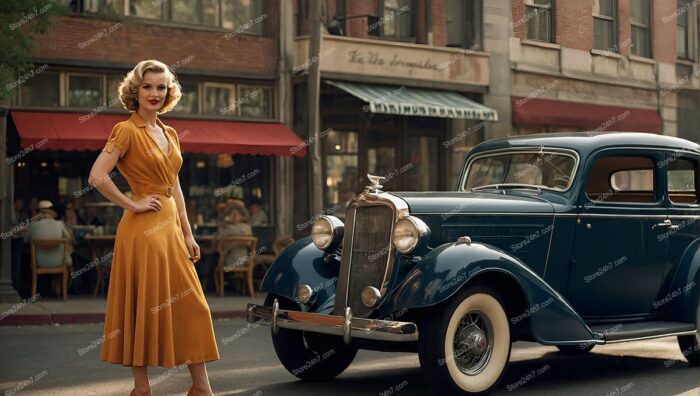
[186,386,196,396]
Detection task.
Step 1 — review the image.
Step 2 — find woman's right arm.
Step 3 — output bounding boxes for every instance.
[88,149,161,213]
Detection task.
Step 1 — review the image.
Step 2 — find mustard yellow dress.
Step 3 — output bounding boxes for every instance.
[99,112,220,368]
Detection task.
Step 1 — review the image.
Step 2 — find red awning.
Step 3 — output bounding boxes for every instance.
[10,111,307,157]
[511,97,663,133]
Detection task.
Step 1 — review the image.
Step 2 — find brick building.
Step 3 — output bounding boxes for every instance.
[0,0,304,300]
[507,0,700,142]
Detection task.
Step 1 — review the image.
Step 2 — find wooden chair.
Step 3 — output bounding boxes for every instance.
[92,248,113,298]
[214,236,258,297]
[30,238,71,301]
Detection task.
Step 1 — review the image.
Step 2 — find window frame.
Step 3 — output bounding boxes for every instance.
[630,0,652,58]
[582,150,665,208]
[593,0,618,52]
[86,0,267,35]
[666,155,700,207]
[17,71,62,108]
[203,81,238,116]
[379,0,418,43]
[446,0,483,49]
[124,0,164,20]
[237,84,273,119]
[524,0,555,43]
[66,72,106,109]
[676,0,699,62]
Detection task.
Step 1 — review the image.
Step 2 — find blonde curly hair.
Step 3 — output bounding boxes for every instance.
[118,60,182,114]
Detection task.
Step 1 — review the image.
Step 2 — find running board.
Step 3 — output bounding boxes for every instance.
[590,321,697,343]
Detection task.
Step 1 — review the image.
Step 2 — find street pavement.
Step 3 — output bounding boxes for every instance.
[1,318,699,396]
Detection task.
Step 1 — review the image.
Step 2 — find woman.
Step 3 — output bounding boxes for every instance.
[89,60,218,396]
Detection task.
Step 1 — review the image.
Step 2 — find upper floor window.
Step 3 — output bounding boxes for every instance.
[19,72,60,108]
[85,0,266,34]
[630,0,651,57]
[84,0,122,14]
[593,0,617,51]
[17,69,273,119]
[525,0,555,43]
[677,0,698,61]
[446,0,482,49]
[126,0,162,19]
[67,73,104,108]
[380,0,416,42]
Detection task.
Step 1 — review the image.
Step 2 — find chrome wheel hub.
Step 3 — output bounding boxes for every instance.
[453,311,494,375]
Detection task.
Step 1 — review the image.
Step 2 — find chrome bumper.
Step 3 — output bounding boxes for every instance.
[246,299,419,344]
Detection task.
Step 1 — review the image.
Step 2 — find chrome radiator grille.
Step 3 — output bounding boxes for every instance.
[335,204,395,318]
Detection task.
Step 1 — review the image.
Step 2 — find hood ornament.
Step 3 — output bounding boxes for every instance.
[365,174,387,193]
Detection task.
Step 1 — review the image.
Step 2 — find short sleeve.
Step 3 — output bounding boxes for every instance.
[102,123,131,158]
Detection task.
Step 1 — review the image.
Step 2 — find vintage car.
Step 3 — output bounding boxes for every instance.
[247,132,700,394]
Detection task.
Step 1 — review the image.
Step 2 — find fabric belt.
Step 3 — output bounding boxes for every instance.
[134,183,175,198]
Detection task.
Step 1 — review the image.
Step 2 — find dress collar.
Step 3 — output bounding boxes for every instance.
[129,112,167,130]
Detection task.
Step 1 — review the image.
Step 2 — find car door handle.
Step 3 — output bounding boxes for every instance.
[652,219,679,230]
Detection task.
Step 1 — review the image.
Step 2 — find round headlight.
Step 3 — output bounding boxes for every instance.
[392,216,430,254]
[311,215,344,251]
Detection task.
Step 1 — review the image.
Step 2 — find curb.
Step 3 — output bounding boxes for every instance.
[0,310,247,327]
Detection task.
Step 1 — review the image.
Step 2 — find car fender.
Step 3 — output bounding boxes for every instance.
[382,241,601,345]
[665,238,700,323]
[260,237,339,311]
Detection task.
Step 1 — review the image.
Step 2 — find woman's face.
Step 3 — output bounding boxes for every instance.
[230,209,242,224]
[138,71,168,112]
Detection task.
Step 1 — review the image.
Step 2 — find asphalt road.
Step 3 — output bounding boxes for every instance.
[1,319,699,395]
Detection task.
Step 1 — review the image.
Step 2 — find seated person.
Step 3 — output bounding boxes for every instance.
[24,200,73,297]
[199,204,252,291]
[216,204,253,269]
[248,199,268,226]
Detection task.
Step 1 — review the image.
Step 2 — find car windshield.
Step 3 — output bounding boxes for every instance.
[464,151,577,192]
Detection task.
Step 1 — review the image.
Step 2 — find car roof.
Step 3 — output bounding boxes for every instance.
[471,132,700,156]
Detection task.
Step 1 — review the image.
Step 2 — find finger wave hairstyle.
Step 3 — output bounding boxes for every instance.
[118,60,182,114]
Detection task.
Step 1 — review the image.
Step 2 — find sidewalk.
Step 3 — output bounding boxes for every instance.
[0,292,266,326]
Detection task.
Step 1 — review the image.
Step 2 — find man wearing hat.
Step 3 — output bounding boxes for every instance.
[24,200,74,297]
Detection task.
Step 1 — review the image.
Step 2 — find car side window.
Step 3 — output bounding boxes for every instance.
[667,158,699,205]
[586,155,656,204]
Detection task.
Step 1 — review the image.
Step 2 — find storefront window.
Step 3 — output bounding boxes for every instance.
[324,130,359,212]
[127,0,163,19]
[173,81,200,114]
[238,85,271,118]
[68,74,104,108]
[183,154,271,228]
[222,0,266,34]
[405,136,439,191]
[19,72,59,107]
[204,83,237,115]
[367,131,399,189]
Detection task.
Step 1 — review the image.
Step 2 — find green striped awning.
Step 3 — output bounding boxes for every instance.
[325,80,498,121]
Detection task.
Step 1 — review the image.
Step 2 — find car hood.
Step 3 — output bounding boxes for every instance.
[390,191,555,215]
